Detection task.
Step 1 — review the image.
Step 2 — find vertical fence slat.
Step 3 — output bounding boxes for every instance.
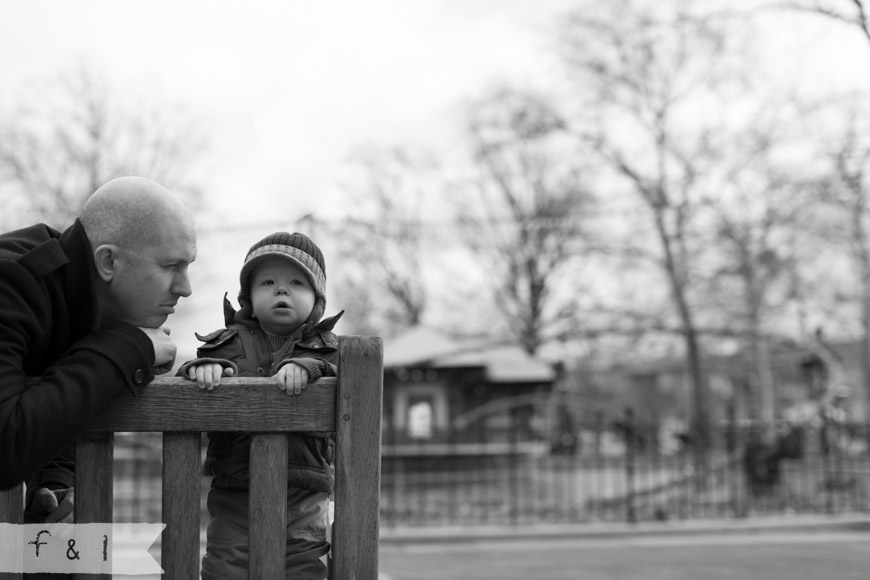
[624,408,637,524]
[249,433,288,579]
[0,483,23,580]
[74,433,113,580]
[333,336,383,580]
[0,483,23,524]
[162,432,201,580]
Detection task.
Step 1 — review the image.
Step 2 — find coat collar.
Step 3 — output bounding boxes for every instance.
[222,293,344,337]
[58,219,100,333]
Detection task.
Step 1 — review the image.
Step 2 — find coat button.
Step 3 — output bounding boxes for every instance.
[133,369,146,384]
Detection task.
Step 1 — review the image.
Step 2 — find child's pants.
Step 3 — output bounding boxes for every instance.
[200,486,330,580]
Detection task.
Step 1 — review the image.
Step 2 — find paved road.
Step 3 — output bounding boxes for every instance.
[378,531,870,580]
[123,516,870,579]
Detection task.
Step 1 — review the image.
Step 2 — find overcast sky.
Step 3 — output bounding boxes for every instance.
[0,0,576,226]
[2,0,869,361]
[2,1,866,227]
[0,0,582,358]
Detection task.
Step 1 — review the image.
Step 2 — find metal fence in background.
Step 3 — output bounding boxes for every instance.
[110,415,870,528]
[379,411,870,527]
[112,432,209,528]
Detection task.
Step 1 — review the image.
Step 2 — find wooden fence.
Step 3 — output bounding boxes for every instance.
[0,335,383,580]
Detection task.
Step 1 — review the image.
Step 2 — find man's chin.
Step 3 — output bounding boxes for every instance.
[128,314,170,329]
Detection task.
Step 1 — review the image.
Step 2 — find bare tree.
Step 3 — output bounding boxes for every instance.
[557,0,749,450]
[812,102,870,411]
[0,63,206,229]
[334,146,434,337]
[779,0,870,44]
[452,87,593,355]
[704,116,812,425]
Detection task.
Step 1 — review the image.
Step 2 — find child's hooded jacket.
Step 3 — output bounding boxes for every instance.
[180,296,343,493]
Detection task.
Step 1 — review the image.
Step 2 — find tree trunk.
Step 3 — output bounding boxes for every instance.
[848,186,870,420]
[748,305,777,428]
[652,207,711,455]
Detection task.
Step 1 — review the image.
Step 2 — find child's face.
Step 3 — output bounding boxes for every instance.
[249,257,316,335]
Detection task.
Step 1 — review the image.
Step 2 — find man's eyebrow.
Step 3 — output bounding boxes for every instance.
[169,247,197,261]
[163,255,195,265]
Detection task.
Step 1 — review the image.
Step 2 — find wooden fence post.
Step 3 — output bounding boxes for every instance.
[162,432,201,579]
[0,483,24,580]
[332,336,383,580]
[74,432,113,580]
[249,433,289,579]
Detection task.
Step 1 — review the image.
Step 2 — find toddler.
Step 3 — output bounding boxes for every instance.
[180,232,342,580]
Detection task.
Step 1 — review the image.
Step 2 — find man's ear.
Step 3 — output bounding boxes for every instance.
[93,244,120,282]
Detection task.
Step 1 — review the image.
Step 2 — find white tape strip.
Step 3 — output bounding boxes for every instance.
[0,523,165,575]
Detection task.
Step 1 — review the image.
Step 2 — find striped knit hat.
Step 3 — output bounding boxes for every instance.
[238,232,326,307]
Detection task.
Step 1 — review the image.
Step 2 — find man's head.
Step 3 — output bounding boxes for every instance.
[238,232,326,334]
[80,176,197,328]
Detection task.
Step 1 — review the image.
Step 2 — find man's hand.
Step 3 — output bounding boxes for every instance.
[275,364,309,396]
[187,363,235,391]
[139,326,177,374]
[31,487,75,523]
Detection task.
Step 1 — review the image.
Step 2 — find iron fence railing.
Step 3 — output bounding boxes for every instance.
[109,414,870,528]
[379,412,870,527]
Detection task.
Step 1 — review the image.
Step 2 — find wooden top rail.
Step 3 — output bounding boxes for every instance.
[85,377,339,432]
[0,335,383,580]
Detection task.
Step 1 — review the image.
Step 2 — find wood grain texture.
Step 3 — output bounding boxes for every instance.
[249,434,289,579]
[0,483,23,580]
[85,378,336,432]
[9,334,382,579]
[332,335,384,580]
[74,433,113,580]
[0,483,23,523]
[162,433,201,580]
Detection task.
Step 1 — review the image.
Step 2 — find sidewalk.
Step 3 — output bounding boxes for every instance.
[121,514,870,579]
[379,513,870,546]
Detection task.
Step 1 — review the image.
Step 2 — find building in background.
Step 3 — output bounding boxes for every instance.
[382,327,557,470]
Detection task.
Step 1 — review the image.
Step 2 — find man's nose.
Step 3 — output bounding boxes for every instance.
[173,270,192,297]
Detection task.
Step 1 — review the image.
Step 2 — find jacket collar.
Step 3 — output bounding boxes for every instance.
[59,219,100,333]
[222,293,344,337]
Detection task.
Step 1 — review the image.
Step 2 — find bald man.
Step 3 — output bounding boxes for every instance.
[0,176,197,525]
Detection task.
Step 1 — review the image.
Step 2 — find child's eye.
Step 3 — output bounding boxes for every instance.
[261,279,274,286]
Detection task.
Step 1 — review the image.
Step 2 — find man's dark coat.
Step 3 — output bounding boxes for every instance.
[0,220,155,510]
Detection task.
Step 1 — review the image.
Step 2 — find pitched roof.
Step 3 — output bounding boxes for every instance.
[383,327,462,368]
[384,326,555,383]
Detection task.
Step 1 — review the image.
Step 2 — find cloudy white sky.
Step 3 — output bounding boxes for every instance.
[1,0,869,362]
[0,0,574,225]
[2,0,865,225]
[0,0,579,358]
